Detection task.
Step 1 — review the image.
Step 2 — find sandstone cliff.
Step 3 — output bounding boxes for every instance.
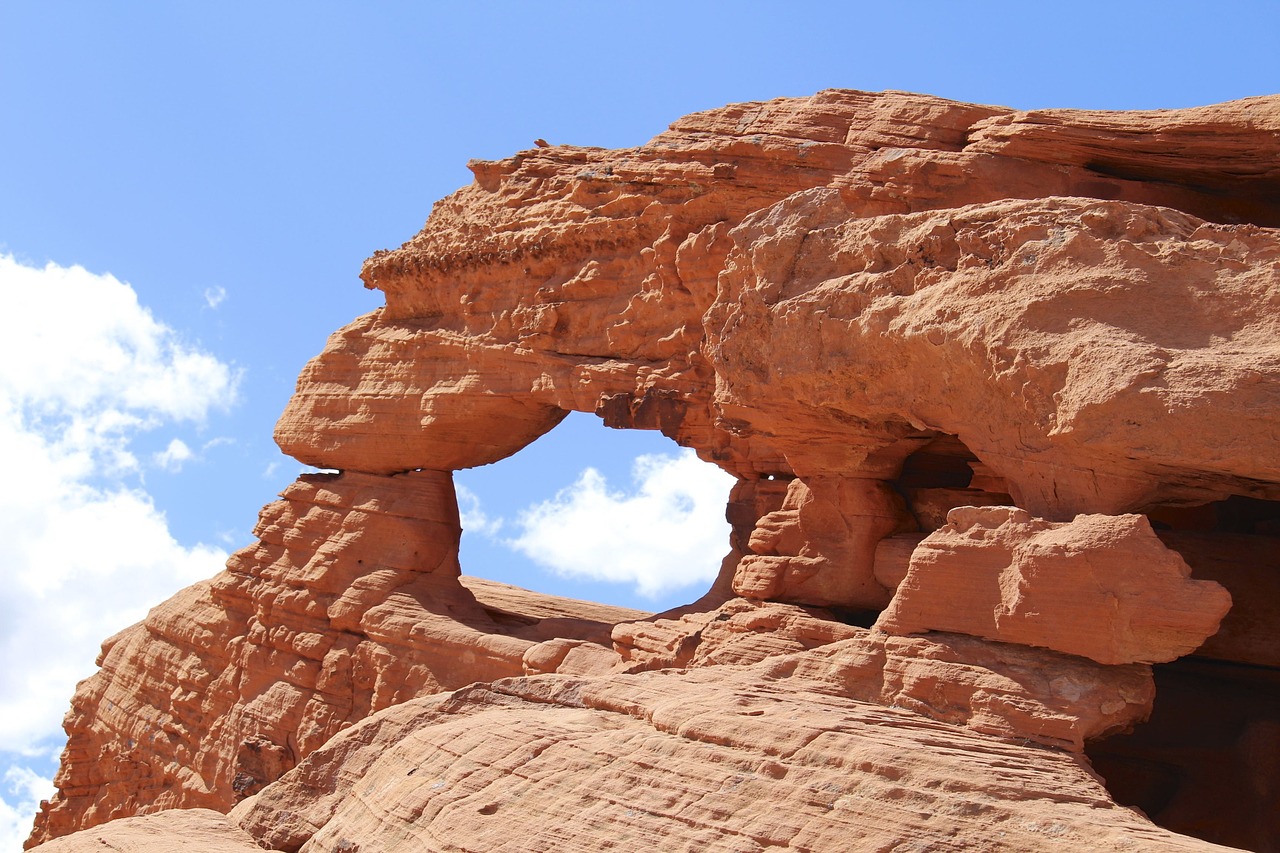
[29,90,1280,852]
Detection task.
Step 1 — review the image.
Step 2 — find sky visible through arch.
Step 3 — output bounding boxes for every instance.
[455,411,735,610]
[2,1,1278,845]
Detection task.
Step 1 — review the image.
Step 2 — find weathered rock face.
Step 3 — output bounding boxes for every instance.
[228,663,1164,853]
[31,471,645,842]
[875,507,1232,665]
[30,90,1280,852]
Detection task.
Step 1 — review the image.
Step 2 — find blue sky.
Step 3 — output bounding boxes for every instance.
[2,1,1278,845]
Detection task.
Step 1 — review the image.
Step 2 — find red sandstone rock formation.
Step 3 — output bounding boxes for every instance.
[29,90,1280,852]
[875,507,1232,665]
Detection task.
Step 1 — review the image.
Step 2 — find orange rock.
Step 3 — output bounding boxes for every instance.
[735,477,911,608]
[29,471,644,845]
[611,599,1153,750]
[611,597,865,671]
[876,507,1232,665]
[29,809,264,853]
[228,663,1176,853]
[708,192,1280,517]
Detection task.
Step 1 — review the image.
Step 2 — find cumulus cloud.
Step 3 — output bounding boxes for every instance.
[505,450,735,599]
[0,259,237,423]
[0,255,237,847]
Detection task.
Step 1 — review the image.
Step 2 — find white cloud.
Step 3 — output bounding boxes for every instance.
[0,255,236,845]
[0,766,56,852]
[505,450,735,599]
[203,285,227,309]
[457,483,503,537]
[153,437,194,471]
[0,257,237,423]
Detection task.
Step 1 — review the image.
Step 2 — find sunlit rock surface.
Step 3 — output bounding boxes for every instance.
[31,90,1280,852]
[875,507,1232,665]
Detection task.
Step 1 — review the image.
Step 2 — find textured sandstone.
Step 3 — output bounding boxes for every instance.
[875,507,1233,665]
[31,471,642,841]
[608,599,1154,750]
[30,810,265,853]
[31,90,1280,852]
[735,477,911,608]
[228,666,1199,853]
[709,192,1280,519]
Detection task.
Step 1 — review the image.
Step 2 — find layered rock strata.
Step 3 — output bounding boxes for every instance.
[229,664,1169,853]
[30,90,1280,851]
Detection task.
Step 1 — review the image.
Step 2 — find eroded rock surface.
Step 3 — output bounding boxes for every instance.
[30,471,640,841]
[228,664,1179,853]
[30,90,1280,851]
[875,507,1233,665]
[30,810,264,853]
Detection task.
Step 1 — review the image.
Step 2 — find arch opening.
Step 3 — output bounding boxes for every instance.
[452,410,736,614]
[890,432,1014,533]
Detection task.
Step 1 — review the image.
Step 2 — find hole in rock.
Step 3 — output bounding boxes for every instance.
[1147,495,1280,538]
[889,433,1014,533]
[1087,494,1280,851]
[1148,495,1280,670]
[855,432,1019,605]
[1079,161,1280,228]
[825,607,883,629]
[453,411,736,613]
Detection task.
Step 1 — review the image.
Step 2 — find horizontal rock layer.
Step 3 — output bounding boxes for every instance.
[226,660,1206,852]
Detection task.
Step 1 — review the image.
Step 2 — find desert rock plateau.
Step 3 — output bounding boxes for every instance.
[27,89,1280,851]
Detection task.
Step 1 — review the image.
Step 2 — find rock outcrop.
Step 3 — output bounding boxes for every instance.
[875,507,1232,665]
[29,90,1280,851]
